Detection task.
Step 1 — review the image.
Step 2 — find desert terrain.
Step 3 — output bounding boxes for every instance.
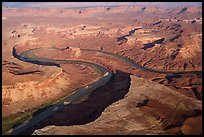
[2,4,202,135]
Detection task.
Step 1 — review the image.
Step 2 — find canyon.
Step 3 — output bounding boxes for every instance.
[2,4,202,135]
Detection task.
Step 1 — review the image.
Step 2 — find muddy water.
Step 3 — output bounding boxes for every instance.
[8,47,112,135]
[9,45,201,135]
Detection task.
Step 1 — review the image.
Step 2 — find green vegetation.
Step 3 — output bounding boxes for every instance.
[20,50,37,59]
[2,95,66,134]
[2,89,72,134]
[2,82,104,134]
[76,87,101,102]
[3,46,111,134]
[2,111,32,134]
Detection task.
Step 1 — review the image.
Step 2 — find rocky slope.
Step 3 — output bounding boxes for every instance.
[30,75,202,135]
[2,4,202,135]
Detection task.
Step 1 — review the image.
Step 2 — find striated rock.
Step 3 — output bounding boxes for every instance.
[31,75,202,135]
[2,4,202,135]
[135,96,148,107]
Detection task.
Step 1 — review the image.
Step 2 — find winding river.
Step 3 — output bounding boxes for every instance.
[17,46,202,74]
[5,45,202,135]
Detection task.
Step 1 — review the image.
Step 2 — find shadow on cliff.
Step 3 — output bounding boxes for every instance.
[22,70,132,135]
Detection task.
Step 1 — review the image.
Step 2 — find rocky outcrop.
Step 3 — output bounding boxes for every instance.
[31,75,202,135]
[2,4,202,135]
[135,96,148,107]
[181,116,202,135]
[142,38,164,50]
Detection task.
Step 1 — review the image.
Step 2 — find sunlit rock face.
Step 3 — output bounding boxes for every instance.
[2,3,202,135]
